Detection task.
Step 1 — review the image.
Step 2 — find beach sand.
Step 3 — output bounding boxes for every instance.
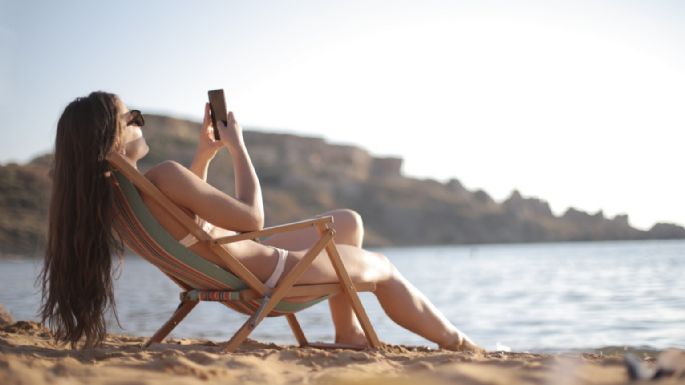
[1,317,672,385]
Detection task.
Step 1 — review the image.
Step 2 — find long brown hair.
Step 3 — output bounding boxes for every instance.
[39,91,126,348]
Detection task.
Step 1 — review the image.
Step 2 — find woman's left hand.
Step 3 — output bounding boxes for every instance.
[196,102,224,160]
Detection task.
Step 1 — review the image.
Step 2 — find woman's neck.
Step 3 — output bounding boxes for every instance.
[121,154,139,170]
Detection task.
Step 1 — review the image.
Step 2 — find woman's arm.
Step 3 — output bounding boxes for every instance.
[189,103,223,181]
[151,103,264,231]
[218,107,264,229]
[148,161,264,232]
[189,153,212,181]
[227,137,264,229]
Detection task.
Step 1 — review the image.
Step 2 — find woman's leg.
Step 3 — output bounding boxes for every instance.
[263,209,367,344]
[291,244,480,351]
[265,209,480,350]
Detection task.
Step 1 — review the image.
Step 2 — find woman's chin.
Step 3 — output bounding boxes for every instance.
[125,139,150,161]
[136,147,150,162]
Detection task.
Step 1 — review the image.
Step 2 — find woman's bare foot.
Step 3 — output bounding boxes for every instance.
[335,331,369,347]
[439,333,486,354]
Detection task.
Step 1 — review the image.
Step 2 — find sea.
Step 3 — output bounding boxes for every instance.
[1,239,684,353]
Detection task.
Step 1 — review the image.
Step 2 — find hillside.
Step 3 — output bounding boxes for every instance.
[1,114,683,256]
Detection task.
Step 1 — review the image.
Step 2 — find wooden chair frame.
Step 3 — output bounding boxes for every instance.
[106,152,381,352]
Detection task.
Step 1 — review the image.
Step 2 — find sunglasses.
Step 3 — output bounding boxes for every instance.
[126,110,145,127]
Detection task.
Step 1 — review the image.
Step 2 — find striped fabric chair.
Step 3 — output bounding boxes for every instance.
[106,152,381,352]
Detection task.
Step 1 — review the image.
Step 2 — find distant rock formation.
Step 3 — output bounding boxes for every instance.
[0,304,13,326]
[0,157,51,256]
[647,222,685,239]
[1,113,683,256]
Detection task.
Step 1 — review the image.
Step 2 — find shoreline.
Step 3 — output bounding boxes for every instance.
[0,319,652,385]
[5,237,685,260]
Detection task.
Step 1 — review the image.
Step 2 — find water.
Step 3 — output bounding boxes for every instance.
[1,240,684,352]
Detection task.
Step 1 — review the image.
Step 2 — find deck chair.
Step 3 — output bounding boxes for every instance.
[105,152,381,353]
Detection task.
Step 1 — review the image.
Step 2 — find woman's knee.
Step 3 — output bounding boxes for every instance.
[326,209,364,246]
[356,250,396,283]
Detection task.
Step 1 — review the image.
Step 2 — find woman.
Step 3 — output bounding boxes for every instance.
[40,91,481,352]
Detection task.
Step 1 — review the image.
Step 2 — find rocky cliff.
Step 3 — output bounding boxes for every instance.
[1,114,683,256]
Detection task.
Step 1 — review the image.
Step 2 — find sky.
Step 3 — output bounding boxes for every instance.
[1,0,684,230]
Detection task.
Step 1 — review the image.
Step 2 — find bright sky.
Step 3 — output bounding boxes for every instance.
[1,0,684,230]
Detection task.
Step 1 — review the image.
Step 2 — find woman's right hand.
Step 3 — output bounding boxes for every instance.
[216,109,245,152]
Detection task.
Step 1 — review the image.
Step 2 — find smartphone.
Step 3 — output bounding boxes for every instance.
[207,89,228,141]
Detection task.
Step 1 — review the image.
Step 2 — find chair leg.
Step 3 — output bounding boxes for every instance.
[286,314,308,347]
[221,317,258,353]
[316,224,382,349]
[144,300,198,348]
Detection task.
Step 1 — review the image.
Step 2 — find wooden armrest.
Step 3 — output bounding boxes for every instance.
[212,216,334,245]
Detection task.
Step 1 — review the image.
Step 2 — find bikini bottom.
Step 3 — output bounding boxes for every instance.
[264,247,288,288]
[177,222,288,289]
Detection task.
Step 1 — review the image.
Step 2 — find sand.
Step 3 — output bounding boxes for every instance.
[1,318,673,385]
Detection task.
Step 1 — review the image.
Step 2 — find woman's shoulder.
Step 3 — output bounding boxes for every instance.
[144,160,188,186]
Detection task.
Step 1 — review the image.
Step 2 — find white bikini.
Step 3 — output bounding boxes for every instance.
[264,247,288,289]
[177,220,288,289]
